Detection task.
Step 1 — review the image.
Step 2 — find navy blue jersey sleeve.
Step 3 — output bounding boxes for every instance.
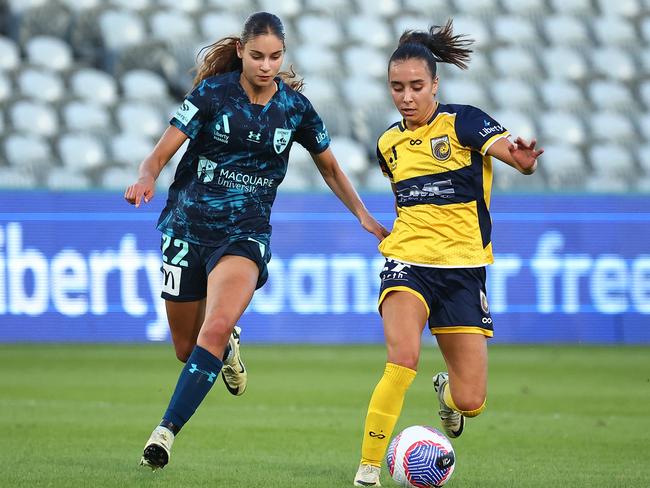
[293,99,330,154]
[170,80,213,139]
[454,106,510,155]
[376,142,393,179]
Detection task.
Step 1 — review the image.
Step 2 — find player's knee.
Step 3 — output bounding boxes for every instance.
[200,315,233,343]
[453,395,486,417]
[390,353,419,371]
[174,343,193,363]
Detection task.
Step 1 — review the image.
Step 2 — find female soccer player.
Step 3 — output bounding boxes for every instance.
[353,20,543,486]
[124,11,388,470]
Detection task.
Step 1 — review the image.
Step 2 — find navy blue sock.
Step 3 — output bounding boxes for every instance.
[161,345,223,433]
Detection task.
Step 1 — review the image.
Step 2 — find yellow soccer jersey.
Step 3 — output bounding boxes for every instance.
[376,103,509,267]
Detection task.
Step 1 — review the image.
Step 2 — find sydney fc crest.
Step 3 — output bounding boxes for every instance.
[273,128,292,154]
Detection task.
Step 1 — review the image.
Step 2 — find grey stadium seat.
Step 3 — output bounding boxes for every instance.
[539,111,586,146]
[588,80,634,111]
[99,9,147,50]
[25,36,73,72]
[392,15,431,38]
[149,9,195,41]
[343,46,386,79]
[110,133,153,166]
[356,0,401,17]
[493,16,538,47]
[0,73,11,105]
[595,0,642,18]
[590,47,637,82]
[115,102,164,138]
[491,78,536,111]
[258,0,302,19]
[57,133,106,171]
[346,15,392,50]
[206,0,256,14]
[591,16,637,47]
[540,144,588,190]
[548,0,592,15]
[296,15,343,47]
[500,0,548,16]
[492,109,536,142]
[10,100,59,137]
[638,112,650,142]
[439,78,489,109]
[199,12,242,40]
[62,101,112,133]
[451,16,492,50]
[70,68,118,106]
[0,36,20,72]
[588,111,636,142]
[540,48,588,81]
[4,133,53,169]
[294,44,339,77]
[158,0,202,13]
[589,145,636,179]
[18,67,65,102]
[539,80,586,112]
[46,168,92,190]
[329,136,369,175]
[110,0,152,11]
[58,0,102,11]
[99,167,140,190]
[542,15,590,47]
[492,47,540,80]
[0,168,38,189]
[455,0,500,18]
[120,69,169,101]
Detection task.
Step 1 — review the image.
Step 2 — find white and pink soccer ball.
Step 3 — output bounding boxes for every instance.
[386,425,456,487]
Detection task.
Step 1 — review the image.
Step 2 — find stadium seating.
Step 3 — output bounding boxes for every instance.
[0,0,647,192]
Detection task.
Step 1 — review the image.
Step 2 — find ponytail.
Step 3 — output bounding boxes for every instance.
[390,19,473,76]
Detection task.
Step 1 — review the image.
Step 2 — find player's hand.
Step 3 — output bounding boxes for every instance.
[124,176,155,208]
[508,137,543,172]
[360,213,390,241]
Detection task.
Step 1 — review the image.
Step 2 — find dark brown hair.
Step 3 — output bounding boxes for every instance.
[192,12,303,91]
[389,19,474,77]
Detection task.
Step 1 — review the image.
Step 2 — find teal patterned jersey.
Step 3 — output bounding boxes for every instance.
[157,70,330,247]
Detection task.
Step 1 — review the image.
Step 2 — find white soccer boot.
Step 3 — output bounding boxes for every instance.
[354,463,381,486]
[433,372,465,438]
[221,325,247,396]
[140,425,175,470]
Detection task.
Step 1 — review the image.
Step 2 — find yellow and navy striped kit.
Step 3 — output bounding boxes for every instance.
[376,103,509,267]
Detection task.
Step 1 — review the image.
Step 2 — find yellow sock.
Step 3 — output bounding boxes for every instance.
[443,383,486,418]
[360,363,417,466]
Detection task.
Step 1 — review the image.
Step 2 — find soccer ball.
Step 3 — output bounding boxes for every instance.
[386,425,455,487]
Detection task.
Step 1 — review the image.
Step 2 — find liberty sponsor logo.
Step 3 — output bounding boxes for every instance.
[174,99,199,126]
[197,156,217,183]
[273,128,292,154]
[478,120,505,138]
[315,128,329,144]
[247,131,261,143]
[213,114,230,143]
[430,135,451,161]
[217,168,275,192]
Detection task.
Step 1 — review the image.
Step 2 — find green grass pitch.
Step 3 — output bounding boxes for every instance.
[1,343,648,487]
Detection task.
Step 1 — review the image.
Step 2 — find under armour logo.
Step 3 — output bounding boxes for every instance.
[188,363,217,383]
[368,431,386,439]
[484,119,491,127]
[247,131,261,142]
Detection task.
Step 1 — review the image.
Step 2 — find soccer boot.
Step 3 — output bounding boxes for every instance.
[221,325,247,396]
[433,372,465,438]
[354,463,381,487]
[140,425,175,470]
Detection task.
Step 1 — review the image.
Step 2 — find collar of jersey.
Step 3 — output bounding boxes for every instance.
[398,101,442,132]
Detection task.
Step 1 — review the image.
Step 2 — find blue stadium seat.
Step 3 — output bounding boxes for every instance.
[539,111,586,146]
[18,67,65,102]
[542,15,590,47]
[25,36,73,72]
[539,80,585,112]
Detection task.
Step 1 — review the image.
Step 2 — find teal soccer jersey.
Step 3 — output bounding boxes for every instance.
[157,71,330,246]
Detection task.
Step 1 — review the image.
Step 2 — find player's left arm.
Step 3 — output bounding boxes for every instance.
[310,147,390,241]
[487,137,544,175]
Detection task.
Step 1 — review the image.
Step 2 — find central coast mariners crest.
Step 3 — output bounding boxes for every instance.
[273,128,292,154]
[430,135,451,161]
[197,156,216,183]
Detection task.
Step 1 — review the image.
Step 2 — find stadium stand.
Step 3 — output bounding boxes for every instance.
[0,0,648,192]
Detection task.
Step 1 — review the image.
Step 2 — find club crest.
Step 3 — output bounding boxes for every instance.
[273,128,292,154]
[430,135,451,161]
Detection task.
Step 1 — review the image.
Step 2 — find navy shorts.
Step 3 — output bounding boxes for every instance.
[378,258,493,337]
[160,234,270,302]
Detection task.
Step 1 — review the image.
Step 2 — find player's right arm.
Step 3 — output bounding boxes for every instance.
[124,126,188,207]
